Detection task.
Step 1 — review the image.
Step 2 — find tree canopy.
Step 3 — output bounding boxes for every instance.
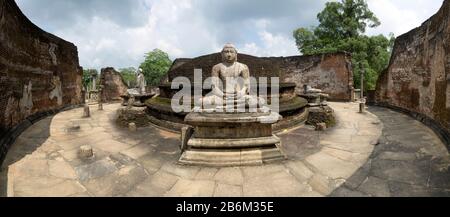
[293,0,395,90]
[139,49,172,87]
[118,67,137,87]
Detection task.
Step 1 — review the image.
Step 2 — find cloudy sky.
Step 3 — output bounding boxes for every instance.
[15,0,443,70]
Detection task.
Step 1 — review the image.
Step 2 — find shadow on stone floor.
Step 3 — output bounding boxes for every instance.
[0,116,53,197]
[280,126,322,160]
[330,106,450,197]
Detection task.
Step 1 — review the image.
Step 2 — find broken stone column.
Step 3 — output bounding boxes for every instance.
[359,98,366,113]
[129,122,137,132]
[78,145,94,159]
[359,103,365,113]
[83,104,90,118]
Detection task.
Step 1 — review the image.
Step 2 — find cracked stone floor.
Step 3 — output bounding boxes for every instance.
[0,102,448,197]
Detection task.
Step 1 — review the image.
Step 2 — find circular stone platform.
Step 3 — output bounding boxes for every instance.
[0,102,443,197]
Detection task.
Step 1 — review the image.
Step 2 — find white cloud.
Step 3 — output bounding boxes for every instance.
[15,0,444,69]
[367,0,443,37]
[47,0,222,69]
[241,31,298,57]
[239,19,299,57]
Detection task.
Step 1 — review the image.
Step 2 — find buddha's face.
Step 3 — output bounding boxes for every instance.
[222,47,237,63]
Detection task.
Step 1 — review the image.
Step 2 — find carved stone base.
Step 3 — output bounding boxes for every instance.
[179,112,286,166]
[116,107,150,128]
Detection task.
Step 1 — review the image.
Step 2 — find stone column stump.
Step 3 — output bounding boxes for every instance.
[83,104,90,118]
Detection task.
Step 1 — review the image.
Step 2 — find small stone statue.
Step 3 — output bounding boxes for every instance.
[121,68,153,108]
[136,68,147,94]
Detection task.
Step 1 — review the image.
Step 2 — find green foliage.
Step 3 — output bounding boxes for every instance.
[82,69,98,90]
[293,0,395,90]
[139,49,172,86]
[118,67,137,87]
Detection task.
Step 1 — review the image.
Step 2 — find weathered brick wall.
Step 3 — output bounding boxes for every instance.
[281,53,354,101]
[376,0,450,144]
[167,52,353,101]
[99,67,128,102]
[0,0,82,162]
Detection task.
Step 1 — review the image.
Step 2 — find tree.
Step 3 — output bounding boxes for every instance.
[139,49,172,86]
[119,67,137,87]
[293,0,395,90]
[82,69,98,90]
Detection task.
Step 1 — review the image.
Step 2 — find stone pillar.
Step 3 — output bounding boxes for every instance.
[98,85,103,110]
[360,69,364,100]
[359,102,365,113]
[92,75,97,91]
[81,86,86,104]
[359,64,366,113]
[83,104,90,118]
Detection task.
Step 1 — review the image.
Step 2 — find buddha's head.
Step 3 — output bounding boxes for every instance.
[221,43,238,63]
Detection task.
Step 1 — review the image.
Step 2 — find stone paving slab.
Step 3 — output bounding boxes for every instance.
[2,103,446,197]
[331,106,450,197]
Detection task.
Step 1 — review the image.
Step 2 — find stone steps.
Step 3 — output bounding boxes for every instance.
[178,145,287,167]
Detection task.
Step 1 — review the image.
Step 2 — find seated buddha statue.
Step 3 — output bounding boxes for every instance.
[194,43,268,113]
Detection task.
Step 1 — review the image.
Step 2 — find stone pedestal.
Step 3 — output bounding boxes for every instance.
[116,107,150,128]
[121,93,154,107]
[299,93,329,107]
[179,112,286,166]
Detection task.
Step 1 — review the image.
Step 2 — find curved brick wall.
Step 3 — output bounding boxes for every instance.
[375,0,450,146]
[0,0,82,164]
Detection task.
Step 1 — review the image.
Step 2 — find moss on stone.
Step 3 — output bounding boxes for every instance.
[307,106,336,128]
[146,96,172,106]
